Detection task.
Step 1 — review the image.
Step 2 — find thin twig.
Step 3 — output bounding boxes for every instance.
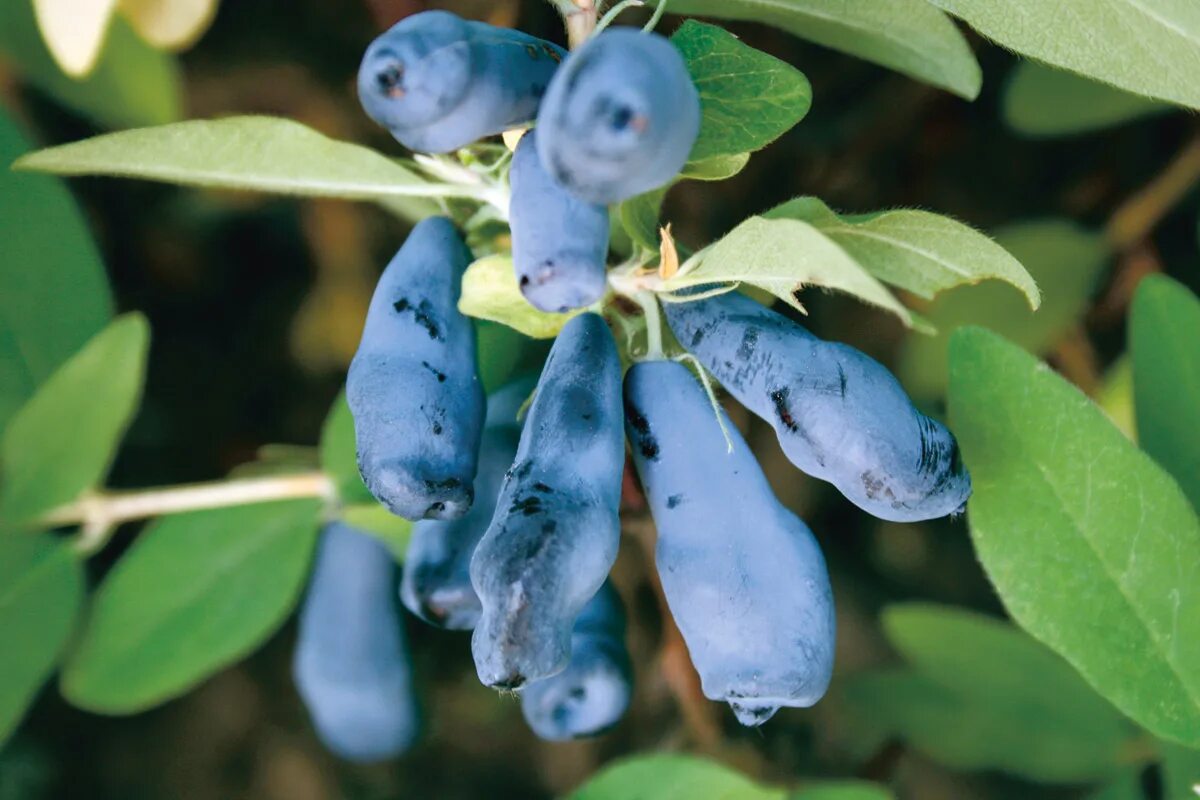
[1106,133,1200,251]
[39,472,336,554]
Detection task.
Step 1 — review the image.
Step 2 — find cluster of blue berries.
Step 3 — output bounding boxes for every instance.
[291,10,971,762]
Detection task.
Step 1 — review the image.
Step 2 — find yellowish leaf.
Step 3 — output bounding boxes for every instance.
[658,223,679,280]
[33,0,120,76]
[502,128,527,152]
[118,0,218,50]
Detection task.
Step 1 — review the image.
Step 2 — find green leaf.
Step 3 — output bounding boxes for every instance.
[61,499,320,713]
[13,116,441,221]
[0,534,83,745]
[1003,61,1169,138]
[476,320,534,393]
[1131,275,1200,510]
[459,255,578,339]
[664,0,981,99]
[792,782,894,800]
[0,3,180,129]
[1086,770,1144,800]
[661,215,914,325]
[672,21,812,161]
[1161,740,1200,799]
[339,503,412,557]
[318,391,373,506]
[0,108,113,433]
[766,197,1040,306]
[927,0,1200,110]
[569,754,786,800]
[0,314,149,524]
[947,327,1200,747]
[899,219,1109,400]
[619,188,668,252]
[681,152,751,181]
[878,603,1137,782]
[1097,355,1136,442]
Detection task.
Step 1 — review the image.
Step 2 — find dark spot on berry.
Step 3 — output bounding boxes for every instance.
[432,422,443,435]
[691,328,705,348]
[541,520,557,535]
[524,43,540,60]
[510,495,543,516]
[666,493,685,509]
[737,327,758,360]
[422,361,447,383]
[393,296,443,340]
[770,387,799,433]
[532,482,553,493]
[542,44,562,63]
[626,404,659,461]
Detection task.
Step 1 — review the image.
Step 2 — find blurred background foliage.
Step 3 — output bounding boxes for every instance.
[1,0,1198,798]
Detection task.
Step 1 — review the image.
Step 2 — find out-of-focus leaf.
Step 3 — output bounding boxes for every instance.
[1161,741,1200,799]
[1085,770,1146,800]
[318,392,373,506]
[459,255,578,339]
[619,189,668,252]
[570,754,786,799]
[118,0,218,50]
[846,670,1132,783]
[61,499,320,713]
[672,21,811,161]
[1003,61,1168,137]
[767,197,1039,305]
[872,603,1137,782]
[927,0,1200,110]
[793,782,894,800]
[0,108,112,433]
[664,0,981,99]
[339,503,411,557]
[32,0,119,76]
[948,327,1200,747]
[13,117,440,221]
[662,215,913,325]
[1131,275,1200,509]
[0,3,181,129]
[900,219,1108,400]
[0,534,83,745]
[1097,355,1136,442]
[0,315,149,524]
[476,320,532,393]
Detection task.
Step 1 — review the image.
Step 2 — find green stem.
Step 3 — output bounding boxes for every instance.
[642,0,668,32]
[39,472,335,555]
[637,291,665,359]
[595,0,644,35]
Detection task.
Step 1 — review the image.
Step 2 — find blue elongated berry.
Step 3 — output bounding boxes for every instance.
[536,28,701,204]
[663,292,971,522]
[625,360,835,726]
[520,581,632,740]
[509,130,610,313]
[470,313,624,689]
[348,216,485,521]
[400,378,534,629]
[293,522,419,761]
[358,10,567,154]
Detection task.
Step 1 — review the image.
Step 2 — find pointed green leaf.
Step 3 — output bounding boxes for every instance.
[928,0,1200,110]
[61,499,320,713]
[0,2,180,129]
[662,215,914,325]
[13,116,441,221]
[766,197,1039,306]
[1,314,149,524]
[570,754,786,800]
[664,0,981,99]
[878,603,1137,782]
[948,327,1200,747]
[1131,275,1200,510]
[459,255,578,339]
[1003,61,1168,138]
[899,219,1108,400]
[0,534,83,745]
[0,108,113,433]
[673,21,812,161]
[680,152,751,182]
